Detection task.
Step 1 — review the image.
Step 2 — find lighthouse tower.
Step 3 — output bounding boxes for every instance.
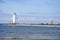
[13,13,16,24]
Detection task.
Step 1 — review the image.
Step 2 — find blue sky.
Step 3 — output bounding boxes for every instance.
[0,0,60,24]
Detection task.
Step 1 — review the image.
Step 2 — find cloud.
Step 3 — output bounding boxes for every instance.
[17,17,40,21]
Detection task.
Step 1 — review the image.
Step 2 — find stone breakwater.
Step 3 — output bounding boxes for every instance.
[6,24,60,27]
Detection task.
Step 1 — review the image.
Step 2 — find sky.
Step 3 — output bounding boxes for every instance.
[0,0,60,24]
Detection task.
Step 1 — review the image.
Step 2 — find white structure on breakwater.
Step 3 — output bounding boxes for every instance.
[13,13,16,24]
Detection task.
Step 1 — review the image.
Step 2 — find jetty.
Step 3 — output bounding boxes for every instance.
[5,23,60,27]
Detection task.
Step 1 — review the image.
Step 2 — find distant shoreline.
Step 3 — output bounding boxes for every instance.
[4,24,60,27]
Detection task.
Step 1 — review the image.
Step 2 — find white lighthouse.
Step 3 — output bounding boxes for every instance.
[13,13,16,24]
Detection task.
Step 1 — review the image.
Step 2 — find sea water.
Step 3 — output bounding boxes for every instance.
[0,25,60,40]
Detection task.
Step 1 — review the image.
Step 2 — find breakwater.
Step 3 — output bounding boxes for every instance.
[6,24,60,27]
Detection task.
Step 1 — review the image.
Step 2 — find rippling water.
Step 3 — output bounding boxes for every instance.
[0,25,60,40]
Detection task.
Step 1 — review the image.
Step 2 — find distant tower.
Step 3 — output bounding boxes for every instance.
[13,13,16,24]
